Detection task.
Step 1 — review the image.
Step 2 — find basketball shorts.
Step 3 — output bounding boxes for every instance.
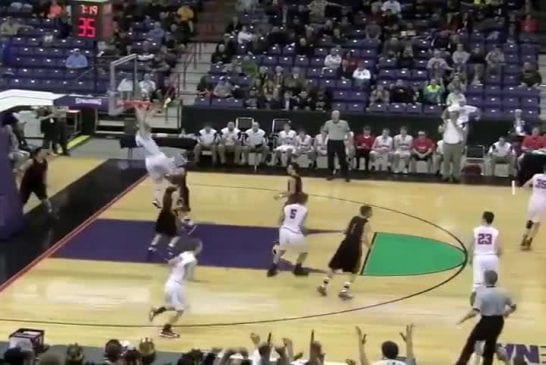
[278,227,308,253]
[275,145,296,153]
[370,150,391,160]
[527,199,546,223]
[472,255,499,290]
[145,153,175,180]
[164,282,186,311]
[394,149,411,158]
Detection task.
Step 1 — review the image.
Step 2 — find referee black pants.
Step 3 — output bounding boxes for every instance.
[456,316,504,365]
[327,140,348,177]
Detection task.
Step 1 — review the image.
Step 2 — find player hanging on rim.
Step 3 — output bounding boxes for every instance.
[148,242,201,338]
[17,147,56,217]
[268,192,310,277]
[317,205,373,300]
[520,164,546,250]
[274,162,303,201]
[134,102,176,208]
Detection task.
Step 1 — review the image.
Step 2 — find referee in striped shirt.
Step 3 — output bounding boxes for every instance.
[455,270,516,365]
[323,110,351,182]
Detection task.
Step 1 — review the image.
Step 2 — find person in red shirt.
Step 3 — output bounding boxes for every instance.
[518,126,545,167]
[410,130,435,173]
[353,126,375,171]
[520,14,539,34]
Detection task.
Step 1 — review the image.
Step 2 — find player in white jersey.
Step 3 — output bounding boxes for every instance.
[392,126,413,174]
[134,105,175,208]
[521,164,546,250]
[273,123,297,166]
[293,129,313,165]
[242,122,269,166]
[267,192,309,277]
[468,211,502,303]
[309,128,328,168]
[370,128,393,171]
[148,244,201,338]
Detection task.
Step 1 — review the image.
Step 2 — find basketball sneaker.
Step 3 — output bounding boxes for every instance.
[146,246,157,261]
[267,264,279,277]
[293,264,309,276]
[338,290,354,300]
[160,325,180,339]
[152,199,161,209]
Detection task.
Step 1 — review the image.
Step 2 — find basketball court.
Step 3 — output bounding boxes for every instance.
[1,157,545,364]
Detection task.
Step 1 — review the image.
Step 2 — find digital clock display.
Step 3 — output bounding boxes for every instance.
[72,0,113,40]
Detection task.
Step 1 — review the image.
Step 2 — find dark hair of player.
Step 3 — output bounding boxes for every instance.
[288,162,300,176]
[360,205,372,217]
[31,147,44,157]
[482,211,495,224]
[289,192,308,205]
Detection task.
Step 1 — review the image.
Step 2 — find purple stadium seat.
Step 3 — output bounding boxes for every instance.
[319,79,336,89]
[521,54,538,64]
[521,97,539,109]
[368,103,387,113]
[388,103,407,113]
[261,56,278,66]
[503,74,519,86]
[414,59,428,70]
[306,79,319,88]
[314,48,329,57]
[331,102,347,111]
[333,90,349,101]
[412,38,429,50]
[336,79,353,90]
[484,86,502,97]
[503,64,521,75]
[345,49,361,58]
[504,54,519,64]
[318,38,334,47]
[238,76,252,87]
[282,45,295,56]
[523,109,540,121]
[360,49,377,59]
[470,31,485,42]
[407,103,423,114]
[211,98,228,107]
[410,81,425,90]
[396,69,411,80]
[520,43,539,55]
[466,85,484,97]
[483,96,502,108]
[349,29,366,39]
[502,97,520,109]
[361,38,381,50]
[483,108,503,119]
[225,98,243,108]
[294,56,309,67]
[348,91,367,102]
[310,57,324,67]
[42,79,62,91]
[278,56,293,67]
[236,43,248,54]
[269,45,281,55]
[485,73,501,86]
[361,59,376,70]
[502,86,520,98]
[467,96,483,107]
[411,69,429,81]
[378,69,396,80]
[345,39,367,49]
[502,43,519,54]
[423,105,442,115]
[210,64,224,74]
[377,58,397,69]
[347,103,365,112]
[7,78,23,88]
[519,87,540,98]
[322,68,337,79]
[354,80,371,91]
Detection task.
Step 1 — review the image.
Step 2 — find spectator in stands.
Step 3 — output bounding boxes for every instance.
[341,50,359,79]
[136,42,155,63]
[242,122,268,166]
[218,121,242,165]
[520,62,542,88]
[262,80,277,105]
[382,36,403,58]
[390,80,416,104]
[352,62,372,86]
[194,125,218,165]
[196,75,212,97]
[423,79,445,105]
[446,88,466,106]
[485,46,505,75]
[113,31,131,56]
[411,130,434,173]
[243,87,259,109]
[489,136,516,177]
[452,44,470,71]
[355,324,415,365]
[447,74,467,92]
[0,17,23,36]
[176,4,194,33]
[354,126,375,172]
[365,20,382,40]
[370,84,390,105]
[293,90,313,111]
[47,0,65,19]
[314,89,331,111]
[139,74,158,101]
[281,91,296,111]
[65,49,89,70]
[370,128,394,171]
[211,44,232,64]
[520,13,538,33]
[225,16,242,34]
[237,25,255,45]
[284,68,306,94]
[213,77,233,98]
[398,47,414,69]
[470,64,485,85]
[324,48,342,72]
[146,22,166,43]
[381,0,402,16]
[427,50,452,75]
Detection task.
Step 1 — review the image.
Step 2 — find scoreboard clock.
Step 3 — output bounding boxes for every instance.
[71,0,113,40]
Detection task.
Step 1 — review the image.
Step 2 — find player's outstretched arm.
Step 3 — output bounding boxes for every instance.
[522,176,534,188]
[354,326,370,365]
[400,324,415,365]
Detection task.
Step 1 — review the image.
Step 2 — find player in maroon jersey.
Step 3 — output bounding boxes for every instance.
[353,126,374,172]
[17,147,55,216]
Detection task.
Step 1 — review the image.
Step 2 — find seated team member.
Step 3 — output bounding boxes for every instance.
[489,136,516,177]
[434,139,444,176]
[272,123,297,166]
[344,130,356,169]
[241,122,269,166]
[293,129,314,167]
[370,128,394,171]
[193,124,218,165]
[354,126,374,172]
[392,126,413,174]
[518,126,545,167]
[309,127,328,169]
[217,121,242,165]
[410,130,435,173]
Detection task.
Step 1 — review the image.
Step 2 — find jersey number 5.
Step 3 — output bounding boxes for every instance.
[477,233,492,245]
[289,209,297,219]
